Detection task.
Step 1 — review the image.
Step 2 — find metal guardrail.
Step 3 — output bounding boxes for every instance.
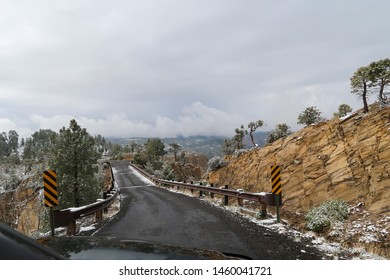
[53,161,118,235]
[52,161,282,235]
[130,163,282,217]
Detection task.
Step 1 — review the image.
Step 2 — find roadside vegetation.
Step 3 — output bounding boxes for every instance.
[305,200,349,233]
[0,120,109,209]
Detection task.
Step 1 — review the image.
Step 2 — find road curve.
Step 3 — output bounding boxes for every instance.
[96,160,324,259]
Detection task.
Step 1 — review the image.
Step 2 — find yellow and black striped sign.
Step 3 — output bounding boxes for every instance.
[271,165,282,195]
[43,169,58,207]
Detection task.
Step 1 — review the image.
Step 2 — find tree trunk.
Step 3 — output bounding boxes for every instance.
[250,132,256,147]
[362,81,369,113]
[379,79,385,101]
[74,165,80,207]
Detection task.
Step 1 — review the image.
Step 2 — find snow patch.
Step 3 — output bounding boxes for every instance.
[128,166,154,185]
[79,225,96,233]
[339,114,352,121]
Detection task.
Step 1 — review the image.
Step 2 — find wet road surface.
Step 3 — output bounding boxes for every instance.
[96,160,325,259]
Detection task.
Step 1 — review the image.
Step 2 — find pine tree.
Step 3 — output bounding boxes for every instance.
[351,66,371,113]
[50,119,102,208]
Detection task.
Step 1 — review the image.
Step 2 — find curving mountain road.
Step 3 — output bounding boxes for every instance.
[95,160,324,259]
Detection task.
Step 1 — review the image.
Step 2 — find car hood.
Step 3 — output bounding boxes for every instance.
[39,236,251,260]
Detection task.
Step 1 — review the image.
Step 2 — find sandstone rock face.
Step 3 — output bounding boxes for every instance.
[0,176,44,236]
[208,105,389,215]
[169,153,209,182]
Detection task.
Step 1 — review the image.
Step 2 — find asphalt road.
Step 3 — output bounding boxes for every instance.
[96,160,325,260]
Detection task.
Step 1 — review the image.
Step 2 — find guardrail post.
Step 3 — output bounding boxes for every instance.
[67,221,77,236]
[224,185,229,206]
[210,184,214,199]
[110,180,114,191]
[237,189,243,206]
[259,203,267,219]
[199,182,203,198]
[103,191,108,213]
[96,210,103,222]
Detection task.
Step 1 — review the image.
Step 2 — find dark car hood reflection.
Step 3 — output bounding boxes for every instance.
[40,236,250,260]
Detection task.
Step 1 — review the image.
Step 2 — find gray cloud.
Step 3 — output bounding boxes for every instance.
[0,0,389,138]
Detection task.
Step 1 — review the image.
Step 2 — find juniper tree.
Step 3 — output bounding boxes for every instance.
[333,104,353,118]
[297,106,324,127]
[266,123,292,143]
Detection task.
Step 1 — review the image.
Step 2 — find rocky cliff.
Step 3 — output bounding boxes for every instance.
[207,104,389,257]
[208,104,389,215]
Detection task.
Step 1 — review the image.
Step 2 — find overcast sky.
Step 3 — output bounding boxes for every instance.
[0,0,389,139]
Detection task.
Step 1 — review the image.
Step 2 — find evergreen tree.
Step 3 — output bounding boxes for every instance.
[368,58,390,105]
[50,119,102,208]
[0,130,19,157]
[221,139,235,156]
[351,58,390,111]
[144,138,166,170]
[333,104,353,118]
[0,132,7,159]
[351,66,371,113]
[232,125,246,150]
[145,138,166,162]
[247,120,264,147]
[297,106,324,127]
[168,143,181,162]
[7,130,19,155]
[266,123,292,143]
[31,129,57,162]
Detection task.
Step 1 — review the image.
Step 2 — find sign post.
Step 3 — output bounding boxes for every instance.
[43,169,58,236]
[271,165,282,223]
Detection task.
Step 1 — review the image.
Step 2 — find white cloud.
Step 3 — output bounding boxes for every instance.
[29,114,76,131]
[0,118,18,131]
[155,102,245,137]
[12,102,243,138]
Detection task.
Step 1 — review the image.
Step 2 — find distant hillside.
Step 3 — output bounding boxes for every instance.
[107,133,269,158]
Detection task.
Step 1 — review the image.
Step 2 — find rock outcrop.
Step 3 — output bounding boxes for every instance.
[208,104,389,215]
[167,152,209,182]
[0,174,44,236]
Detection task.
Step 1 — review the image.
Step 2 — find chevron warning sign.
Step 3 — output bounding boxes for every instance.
[43,169,58,207]
[271,165,282,195]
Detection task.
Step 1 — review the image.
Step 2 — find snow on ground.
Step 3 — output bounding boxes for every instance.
[149,183,387,260]
[128,166,155,185]
[215,202,386,260]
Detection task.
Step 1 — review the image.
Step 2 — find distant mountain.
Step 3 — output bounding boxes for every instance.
[107,132,269,158]
[107,135,227,157]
